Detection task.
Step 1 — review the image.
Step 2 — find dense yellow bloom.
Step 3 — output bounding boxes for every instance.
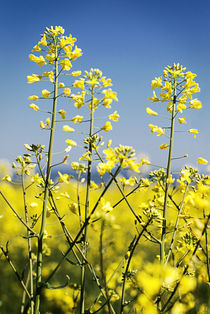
[188,129,198,138]
[63,88,71,96]
[58,109,66,119]
[160,144,167,150]
[27,74,42,83]
[29,104,39,111]
[73,79,85,89]
[65,139,77,146]
[42,89,51,98]
[102,88,118,101]
[151,77,162,89]
[146,107,158,116]
[108,111,119,121]
[60,58,72,71]
[189,99,202,109]
[197,157,208,164]
[29,54,46,66]
[101,121,112,132]
[178,117,187,124]
[62,125,75,132]
[72,115,83,123]
[72,71,81,77]
[28,95,39,101]
[148,124,165,136]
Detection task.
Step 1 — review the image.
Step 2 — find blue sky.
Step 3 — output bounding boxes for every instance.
[1,0,210,172]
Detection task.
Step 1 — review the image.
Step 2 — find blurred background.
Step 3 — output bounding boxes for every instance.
[0,0,210,173]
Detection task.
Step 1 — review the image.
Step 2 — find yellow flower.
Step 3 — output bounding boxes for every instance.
[58,109,66,119]
[108,111,119,121]
[32,44,41,52]
[119,177,135,186]
[177,103,187,113]
[73,79,85,89]
[148,124,165,136]
[102,88,118,101]
[29,54,46,66]
[72,71,81,77]
[65,139,77,146]
[146,107,158,116]
[40,121,47,129]
[101,121,112,132]
[101,77,112,87]
[72,115,83,123]
[63,88,71,95]
[166,175,175,185]
[42,89,51,98]
[140,158,150,165]
[28,95,39,101]
[178,117,187,124]
[188,129,198,138]
[60,59,72,71]
[107,139,112,147]
[62,125,75,132]
[151,77,162,89]
[189,99,202,109]
[2,175,12,182]
[39,34,47,46]
[58,171,70,184]
[27,74,42,83]
[197,157,208,164]
[58,82,65,88]
[42,71,54,82]
[46,118,50,126]
[29,104,39,111]
[148,91,160,102]
[79,151,91,161]
[103,99,112,108]
[60,34,76,48]
[160,144,168,150]
[69,203,78,215]
[70,46,83,60]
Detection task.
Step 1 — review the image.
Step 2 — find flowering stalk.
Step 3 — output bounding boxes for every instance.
[34,38,58,313]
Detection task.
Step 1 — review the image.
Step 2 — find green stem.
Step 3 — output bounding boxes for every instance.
[34,40,58,314]
[120,219,152,313]
[21,170,34,314]
[160,80,176,264]
[80,87,94,313]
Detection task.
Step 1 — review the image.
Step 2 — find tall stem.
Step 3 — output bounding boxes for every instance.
[34,40,58,314]
[21,170,34,314]
[160,79,176,264]
[80,87,94,313]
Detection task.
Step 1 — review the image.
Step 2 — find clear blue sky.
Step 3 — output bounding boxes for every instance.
[1,0,210,172]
